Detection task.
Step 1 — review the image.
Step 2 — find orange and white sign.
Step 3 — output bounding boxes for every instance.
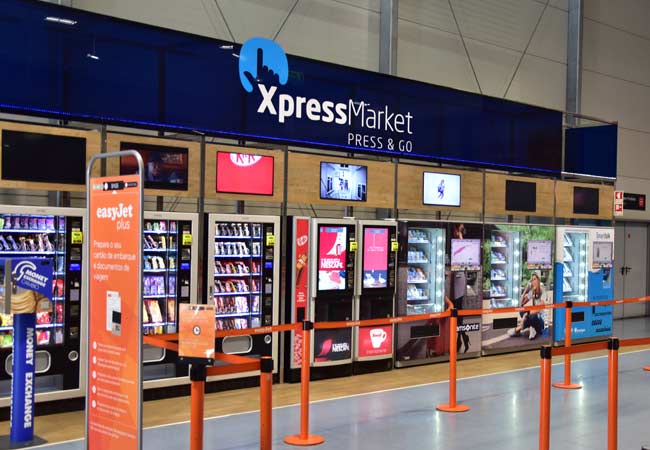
[87,174,142,450]
[614,190,624,217]
[179,304,216,361]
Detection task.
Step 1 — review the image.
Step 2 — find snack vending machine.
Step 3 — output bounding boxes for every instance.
[142,212,198,387]
[0,206,85,406]
[394,221,448,367]
[206,214,280,379]
[554,227,614,343]
[310,219,356,379]
[481,224,554,355]
[353,221,397,374]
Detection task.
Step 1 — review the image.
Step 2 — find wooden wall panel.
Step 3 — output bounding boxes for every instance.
[106,133,200,198]
[287,153,395,208]
[397,165,483,213]
[0,121,101,192]
[205,144,285,203]
[556,181,614,220]
[485,173,555,217]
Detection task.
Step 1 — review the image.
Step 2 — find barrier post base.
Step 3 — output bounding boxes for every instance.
[552,381,582,390]
[436,404,470,413]
[284,435,326,446]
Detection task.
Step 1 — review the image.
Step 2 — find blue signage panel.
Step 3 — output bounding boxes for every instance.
[565,124,618,178]
[0,1,562,174]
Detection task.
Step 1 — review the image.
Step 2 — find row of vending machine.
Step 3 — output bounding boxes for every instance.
[0,206,615,408]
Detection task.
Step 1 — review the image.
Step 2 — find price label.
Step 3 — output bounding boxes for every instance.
[350,241,358,252]
[71,230,83,244]
[182,233,193,246]
[391,241,399,252]
[266,234,275,246]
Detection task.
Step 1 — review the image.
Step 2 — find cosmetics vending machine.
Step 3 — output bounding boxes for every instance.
[353,221,397,374]
[553,227,614,343]
[394,221,448,367]
[142,212,198,388]
[206,214,280,379]
[310,218,356,379]
[0,206,85,407]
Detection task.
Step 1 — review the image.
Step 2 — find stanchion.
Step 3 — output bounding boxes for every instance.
[539,346,552,450]
[608,338,619,450]
[284,321,325,446]
[260,356,273,450]
[189,364,207,450]
[644,366,650,372]
[437,309,470,413]
[553,301,581,390]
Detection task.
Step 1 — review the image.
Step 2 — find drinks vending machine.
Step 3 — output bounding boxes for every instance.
[353,220,397,374]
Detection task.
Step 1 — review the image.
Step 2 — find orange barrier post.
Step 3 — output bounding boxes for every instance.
[539,346,552,450]
[437,309,470,413]
[189,365,207,450]
[608,338,619,450]
[553,301,581,390]
[284,321,325,446]
[260,356,273,450]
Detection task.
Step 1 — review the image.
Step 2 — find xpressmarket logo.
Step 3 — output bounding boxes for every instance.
[237,37,414,153]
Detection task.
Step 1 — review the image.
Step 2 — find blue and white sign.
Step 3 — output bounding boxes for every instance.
[13,259,53,298]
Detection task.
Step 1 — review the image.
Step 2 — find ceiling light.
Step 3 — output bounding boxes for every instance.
[45,16,77,26]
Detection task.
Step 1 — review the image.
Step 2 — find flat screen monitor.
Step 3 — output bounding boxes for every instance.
[362,227,389,289]
[317,226,347,292]
[320,162,367,201]
[593,241,613,265]
[422,172,461,207]
[573,186,599,215]
[120,142,188,191]
[216,152,274,195]
[527,240,552,265]
[451,239,481,266]
[2,130,86,185]
[505,180,537,212]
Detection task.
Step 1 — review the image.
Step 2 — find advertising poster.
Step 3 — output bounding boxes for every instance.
[362,228,388,289]
[357,326,392,358]
[314,328,351,362]
[178,304,215,363]
[317,226,347,291]
[216,152,274,195]
[87,174,141,450]
[320,163,367,201]
[292,218,309,367]
[422,172,461,207]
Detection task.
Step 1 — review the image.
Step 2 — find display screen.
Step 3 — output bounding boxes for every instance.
[505,180,537,212]
[358,326,392,358]
[216,152,274,195]
[527,240,552,265]
[451,239,481,266]
[422,172,461,207]
[593,241,613,264]
[314,329,351,362]
[2,130,86,185]
[574,186,599,215]
[317,226,347,291]
[320,163,367,201]
[362,227,388,289]
[120,142,188,191]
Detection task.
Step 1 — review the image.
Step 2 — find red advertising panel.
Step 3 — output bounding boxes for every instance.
[317,226,347,291]
[362,227,388,289]
[87,174,142,450]
[292,218,309,367]
[358,326,393,358]
[216,152,274,195]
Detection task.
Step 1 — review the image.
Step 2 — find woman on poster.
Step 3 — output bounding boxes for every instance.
[508,272,548,340]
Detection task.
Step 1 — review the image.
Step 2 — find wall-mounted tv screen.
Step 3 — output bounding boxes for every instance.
[2,130,86,185]
[423,172,461,207]
[451,239,481,267]
[120,142,188,191]
[216,152,274,195]
[573,186,599,215]
[505,180,537,212]
[362,227,389,289]
[317,226,348,292]
[593,241,613,265]
[527,240,552,266]
[320,162,367,201]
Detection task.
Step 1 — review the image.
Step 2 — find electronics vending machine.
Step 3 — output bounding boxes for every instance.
[0,206,85,407]
[553,227,615,343]
[394,221,448,367]
[353,220,397,374]
[142,212,198,388]
[206,214,280,380]
[310,218,357,379]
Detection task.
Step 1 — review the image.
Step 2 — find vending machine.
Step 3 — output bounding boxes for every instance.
[0,206,85,407]
[553,227,614,343]
[353,220,397,374]
[141,212,199,388]
[206,214,280,379]
[394,221,448,367]
[310,218,356,379]
[481,224,555,355]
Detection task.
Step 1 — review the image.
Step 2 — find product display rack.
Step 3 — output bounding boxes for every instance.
[488,231,521,307]
[406,228,446,314]
[562,232,588,302]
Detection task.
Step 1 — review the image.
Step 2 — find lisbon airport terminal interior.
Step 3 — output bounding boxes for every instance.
[0,1,649,449]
